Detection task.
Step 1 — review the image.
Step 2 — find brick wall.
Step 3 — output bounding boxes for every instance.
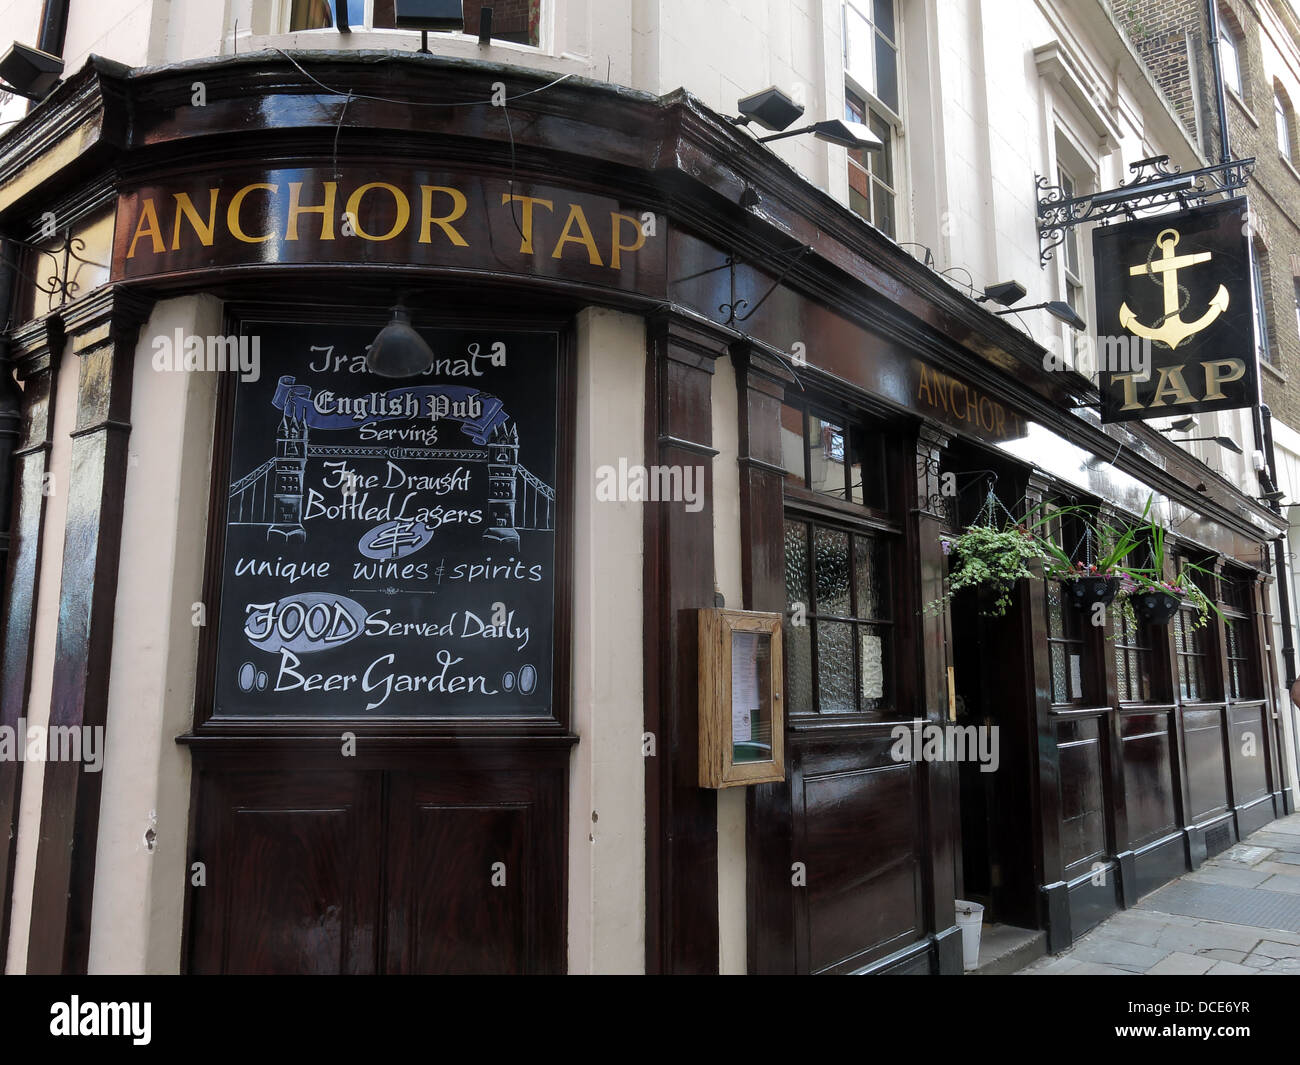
[1112,0,1300,428]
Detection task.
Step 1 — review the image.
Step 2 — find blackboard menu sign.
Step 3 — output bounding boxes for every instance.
[212,321,560,719]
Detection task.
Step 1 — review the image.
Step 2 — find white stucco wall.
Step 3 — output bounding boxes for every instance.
[567,306,647,973]
[710,353,746,975]
[86,294,220,974]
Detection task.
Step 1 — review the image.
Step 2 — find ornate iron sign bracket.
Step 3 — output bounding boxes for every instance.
[1036,154,1254,268]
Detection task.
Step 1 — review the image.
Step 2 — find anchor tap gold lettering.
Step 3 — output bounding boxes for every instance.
[1118,228,1229,349]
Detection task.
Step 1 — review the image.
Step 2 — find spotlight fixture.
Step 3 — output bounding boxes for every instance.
[1172,435,1244,455]
[976,280,1027,307]
[366,305,435,378]
[758,118,883,151]
[392,0,465,32]
[1259,488,1288,504]
[993,300,1086,331]
[1160,416,1197,433]
[0,42,63,101]
[730,87,805,132]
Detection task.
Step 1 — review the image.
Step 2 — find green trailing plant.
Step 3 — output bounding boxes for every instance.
[928,497,1070,618]
[929,522,1048,618]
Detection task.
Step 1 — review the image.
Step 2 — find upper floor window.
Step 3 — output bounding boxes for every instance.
[290,1,541,46]
[1252,240,1273,364]
[844,0,899,112]
[1276,84,1296,162]
[1057,163,1085,323]
[1219,12,1243,98]
[846,88,897,238]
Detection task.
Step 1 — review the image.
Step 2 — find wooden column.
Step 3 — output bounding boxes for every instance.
[643,311,721,974]
[25,287,152,974]
[0,318,62,966]
[913,422,962,973]
[733,342,796,974]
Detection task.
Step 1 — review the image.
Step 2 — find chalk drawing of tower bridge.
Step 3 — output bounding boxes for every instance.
[228,407,554,546]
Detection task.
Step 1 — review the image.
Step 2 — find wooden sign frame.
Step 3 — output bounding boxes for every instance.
[698,609,786,788]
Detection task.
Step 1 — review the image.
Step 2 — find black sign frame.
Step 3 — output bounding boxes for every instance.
[1092,197,1258,424]
[191,308,575,735]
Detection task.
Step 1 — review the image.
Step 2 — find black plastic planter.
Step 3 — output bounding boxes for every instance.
[1063,575,1119,609]
[1133,591,1180,625]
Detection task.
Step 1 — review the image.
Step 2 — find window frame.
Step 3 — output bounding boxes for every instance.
[282,0,543,46]
[1220,13,1244,100]
[1252,240,1273,365]
[780,392,906,723]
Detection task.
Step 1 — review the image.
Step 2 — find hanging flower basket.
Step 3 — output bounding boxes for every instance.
[1062,573,1120,609]
[1133,589,1180,625]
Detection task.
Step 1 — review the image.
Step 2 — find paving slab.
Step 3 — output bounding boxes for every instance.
[1145,952,1213,975]
[1186,866,1273,888]
[1266,851,1300,865]
[1248,939,1300,959]
[1068,962,1139,975]
[1206,959,1259,974]
[1256,874,1300,895]
[1197,947,1246,962]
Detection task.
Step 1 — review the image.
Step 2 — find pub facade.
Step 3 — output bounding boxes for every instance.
[0,0,1292,975]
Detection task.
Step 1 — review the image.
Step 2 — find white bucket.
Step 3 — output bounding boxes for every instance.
[954,900,984,971]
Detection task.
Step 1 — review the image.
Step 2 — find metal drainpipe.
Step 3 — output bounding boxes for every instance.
[37,0,69,58]
[0,241,19,588]
[1206,0,1233,166]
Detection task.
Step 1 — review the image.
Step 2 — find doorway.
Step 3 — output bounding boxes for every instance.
[940,451,1040,931]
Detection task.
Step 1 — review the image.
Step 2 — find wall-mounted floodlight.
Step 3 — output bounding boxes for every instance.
[0,42,63,101]
[976,280,1027,307]
[1172,435,1244,455]
[759,118,883,151]
[994,299,1086,331]
[730,87,805,132]
[1163,417,1198,433]
[393,0,464,31]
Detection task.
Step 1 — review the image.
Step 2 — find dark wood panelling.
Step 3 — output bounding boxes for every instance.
[0,347,56,965]
[1132,831,1188,900]
[1228,702,1270,807]
[643,311,721,974]
[1057,716,1106,871]
[791,730,922,975]
[734,345,799,975]
[189,771,382,975]
[26,287,152,975]
[1183,706,1230,824]
[1121,710,1178,846]
[386,768,566,974]
[187,759,566,974]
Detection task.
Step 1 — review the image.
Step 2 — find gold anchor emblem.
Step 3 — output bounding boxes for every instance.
[1118,227,1229,349]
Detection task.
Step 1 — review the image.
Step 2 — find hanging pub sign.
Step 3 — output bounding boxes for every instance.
[1092,198,1257,423]
[211,320,561,719]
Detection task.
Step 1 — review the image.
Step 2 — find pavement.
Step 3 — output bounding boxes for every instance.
[1017,811,1300,975]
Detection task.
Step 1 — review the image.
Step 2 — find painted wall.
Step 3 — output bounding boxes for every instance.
[567,306,647,973]
[86,294,219,973]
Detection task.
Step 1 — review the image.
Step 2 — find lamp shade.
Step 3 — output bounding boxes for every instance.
[366,307,435,377]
